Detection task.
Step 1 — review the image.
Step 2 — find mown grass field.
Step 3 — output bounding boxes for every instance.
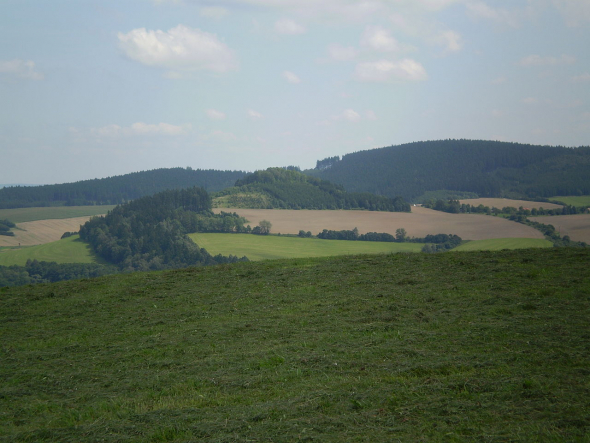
[454,238,553,251]
[549,195,590,206]
[0,235,100,266]
[0,248,589,442]
[0,205,114,223]
[189,233,423,260]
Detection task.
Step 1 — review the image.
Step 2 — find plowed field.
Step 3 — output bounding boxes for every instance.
[459,198,563,210]
[529,214,590,243]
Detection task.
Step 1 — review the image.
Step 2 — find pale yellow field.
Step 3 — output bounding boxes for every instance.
[459,198,563,210]
[215,207,544,240]
[529,214,590,243]
[0,217,94,247]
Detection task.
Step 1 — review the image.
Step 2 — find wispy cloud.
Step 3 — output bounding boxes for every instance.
[355,59,427,82]
[519,54,576,67]
[91,122,191,137]
[0,59,44,80]
[206,109,227,120]
[274,18,306,35]
[282,70,301,84]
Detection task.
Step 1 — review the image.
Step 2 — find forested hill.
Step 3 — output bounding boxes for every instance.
[308,140,590,202]
[213,167,410,211]
[0,168,246,209]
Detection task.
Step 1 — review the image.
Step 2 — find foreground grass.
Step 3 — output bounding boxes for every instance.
[549,195,590,206]
[0,235,100,266]
[1,248,589,442]
[0,206,114,223]
[189,233,423,260]
[454,238,553,251]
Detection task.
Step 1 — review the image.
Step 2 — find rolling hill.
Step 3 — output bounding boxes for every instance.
[308,139,590,202]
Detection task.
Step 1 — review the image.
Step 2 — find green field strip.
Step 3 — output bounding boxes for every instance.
[548,195,590,206]
[0,205,115,223]
[453,238,553,251]
[190,233,423,260]
[0,235,100,266]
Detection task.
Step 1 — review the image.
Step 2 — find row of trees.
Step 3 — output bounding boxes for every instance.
[217,167,410,212]
[309,139,590,201]
[423,198,589,216]
[0,260,117,287]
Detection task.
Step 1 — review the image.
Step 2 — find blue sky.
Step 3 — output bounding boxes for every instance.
[1,0,589,184]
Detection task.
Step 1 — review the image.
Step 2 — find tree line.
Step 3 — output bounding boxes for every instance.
[0,168,246,209]
[422,198,589,216]
[0,219,15,236]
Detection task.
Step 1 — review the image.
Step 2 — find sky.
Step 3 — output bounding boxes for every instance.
[1,0,589,185]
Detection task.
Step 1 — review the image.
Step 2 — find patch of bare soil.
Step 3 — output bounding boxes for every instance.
[0,217,93,247]
[529,214,590,243]
[215,207,544,240]
[459,198,563,210]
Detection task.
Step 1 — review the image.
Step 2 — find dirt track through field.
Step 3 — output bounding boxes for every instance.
[0,217,93,247]
[215,207,544,240]
[529,214,590,243]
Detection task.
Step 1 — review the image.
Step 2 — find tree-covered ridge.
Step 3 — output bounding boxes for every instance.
[309,139,590,202]
[215,167,411,212]
[79,187,248,272]
[0,168,247,209]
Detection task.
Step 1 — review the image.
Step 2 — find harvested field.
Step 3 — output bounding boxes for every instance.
[214,207,545,240]
[0,216,93,247]
[459,198,563,210]
[529,214,590,243]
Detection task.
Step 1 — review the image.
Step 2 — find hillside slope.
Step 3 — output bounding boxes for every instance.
[214,167,410,211]
[309,139,590,201]
[0,168,246,209]
[1,249,588,441]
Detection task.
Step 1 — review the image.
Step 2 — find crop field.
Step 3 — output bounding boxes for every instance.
[0,235,99,266]
[458,198,563,210]
[529,214,590,243]
[549,195,590,206]
[215,206,545,240]
[1,248,588,441]
[453,238,553,251]
[0,205,114,223]
[189,233,423,261]
[0,216,96,247]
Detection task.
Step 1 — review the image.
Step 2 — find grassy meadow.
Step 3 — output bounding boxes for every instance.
[453,238,553,252]
[0,205,114,223]
[0,248,589,441]
[549,195,590,207]
[0,235,99,266]
[189,233,423,260]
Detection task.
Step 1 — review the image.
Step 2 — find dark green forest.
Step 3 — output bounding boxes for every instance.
[0,168,246,209]
[215,167,411,211]
[79,187,248,272]
[308,139,590,202]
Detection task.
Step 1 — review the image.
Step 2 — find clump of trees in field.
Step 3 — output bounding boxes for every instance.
[0,260,117,287]
[79,187,248,272]
[214,167,410,212]
[0,219,15,236]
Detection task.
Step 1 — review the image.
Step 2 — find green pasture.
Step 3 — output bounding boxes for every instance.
[0,205,115,223]
[454,238,553,251]
[189,233,423,260]
[549,195,590,206]
[0,235,100,266]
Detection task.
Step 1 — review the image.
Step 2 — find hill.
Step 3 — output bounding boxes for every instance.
[1,248,588,441]
[0,168,246,209]
[308,139,590,202]
[213,167,410,211]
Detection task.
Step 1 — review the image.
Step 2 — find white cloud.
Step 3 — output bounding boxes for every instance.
[326,44,359,62]
[0,59,44,80]
[355,59,427,82]
[206,109,227,120]
[519,54,576,67]
[491,76,507,85]
[522,97,539,105]
[552,0,590,27]
[435,30,462,53]
[361,25,400,52]
[91,122,191,137]
[282,70,301,83]
[342,109,362,122]
[274,18,306,34]
[247,109,264,119]
[465,1,520,27]
[200,7,229,19]
[117,25,237,74]
[572,73,590,82]
[365,110,378,120]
